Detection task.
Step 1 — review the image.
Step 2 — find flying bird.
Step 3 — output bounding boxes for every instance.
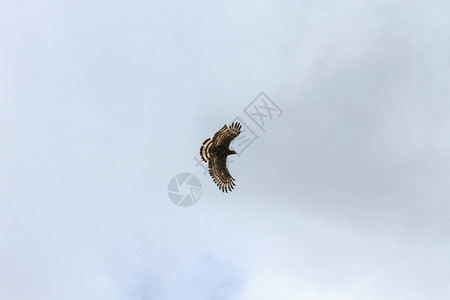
[200,122,242,192]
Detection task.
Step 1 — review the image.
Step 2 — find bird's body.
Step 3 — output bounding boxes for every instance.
[200,122,242,192]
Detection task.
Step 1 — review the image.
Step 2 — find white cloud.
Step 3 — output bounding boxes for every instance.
[1,0,449,299]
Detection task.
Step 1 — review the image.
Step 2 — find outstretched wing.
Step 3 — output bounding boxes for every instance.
[212,122,242,147]
[208,155,236,193]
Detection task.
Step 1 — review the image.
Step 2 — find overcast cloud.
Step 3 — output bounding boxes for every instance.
[1,0,449,299]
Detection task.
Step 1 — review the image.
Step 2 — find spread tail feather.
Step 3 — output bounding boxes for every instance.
[200,138,212,162]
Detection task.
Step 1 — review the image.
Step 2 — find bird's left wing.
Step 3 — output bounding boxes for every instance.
[208,155,236,193]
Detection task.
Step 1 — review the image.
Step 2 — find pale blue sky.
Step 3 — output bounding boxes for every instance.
[1,0,450,299]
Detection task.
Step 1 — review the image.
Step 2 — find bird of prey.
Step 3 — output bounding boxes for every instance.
[200,122,242,192]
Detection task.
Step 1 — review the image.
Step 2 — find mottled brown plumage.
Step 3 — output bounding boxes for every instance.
[200,122,242,192]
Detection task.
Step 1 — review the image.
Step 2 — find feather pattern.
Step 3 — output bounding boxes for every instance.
[199,122,242,192]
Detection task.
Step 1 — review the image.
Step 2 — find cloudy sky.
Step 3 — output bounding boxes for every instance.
[1,0,449,299]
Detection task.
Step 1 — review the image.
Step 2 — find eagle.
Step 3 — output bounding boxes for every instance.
[200,122,242,192]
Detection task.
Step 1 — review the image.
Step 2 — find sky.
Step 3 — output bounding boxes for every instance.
[1,0,450,299]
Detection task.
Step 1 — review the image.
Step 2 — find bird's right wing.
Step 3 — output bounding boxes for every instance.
[212,122,242,147]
